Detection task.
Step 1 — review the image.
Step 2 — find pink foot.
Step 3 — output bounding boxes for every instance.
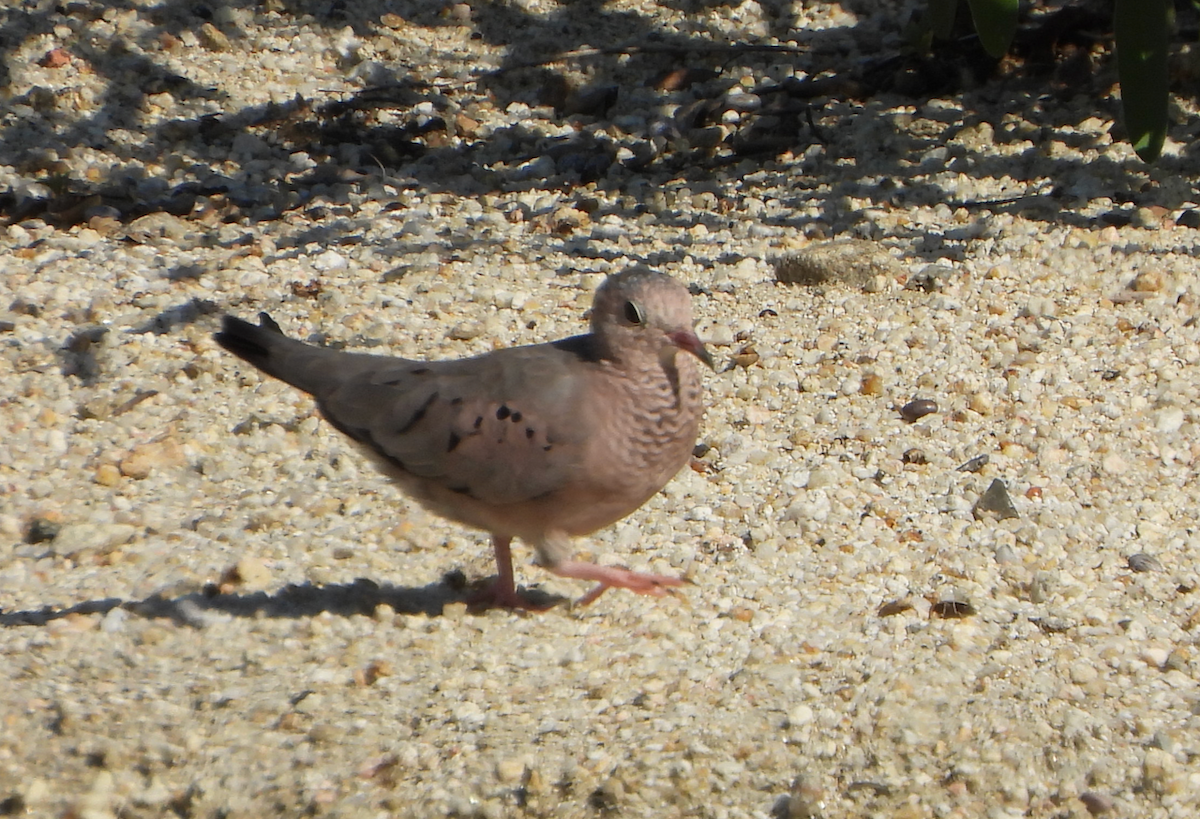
[550,560,689,607]
[463,534,557,611]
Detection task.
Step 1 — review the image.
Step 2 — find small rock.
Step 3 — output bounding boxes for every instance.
[1079,792,1113,815]
[899,398,938,423]
[1176,208,1200,228]
[1142,747,1184,795]
[1142,646,1171,668]
[52,523,137,557]
[956,454,989,473]
[101,608,128,633]
[236,556,272,590]
[774,239,901,288]
[1128,553,1162,573]
[496,757,526,784]
[1101,452,1128,475]
[973,478,1019,520]
[906,264,955,292]
[1130,268,1165,292]
[1069,661,1098,684]
[1131,207,1162,230]
[448,321,483,341]
[730,344,759,368]
[312,249,347,271]
[1155,405,1184,434]
[38,48,71,68]
[119,440,187,479]
[94,464,122,486]
[198,22,232,52]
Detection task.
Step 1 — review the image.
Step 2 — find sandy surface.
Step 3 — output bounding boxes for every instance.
[2,1,1200,817]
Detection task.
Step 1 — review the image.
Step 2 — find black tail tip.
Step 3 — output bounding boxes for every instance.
[214,312,284,361]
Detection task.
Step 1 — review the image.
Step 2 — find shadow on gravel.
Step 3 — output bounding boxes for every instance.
[3,0,1198,251]
[0,577,565,628]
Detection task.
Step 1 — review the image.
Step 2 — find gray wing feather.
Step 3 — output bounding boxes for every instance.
[317,346,589,505]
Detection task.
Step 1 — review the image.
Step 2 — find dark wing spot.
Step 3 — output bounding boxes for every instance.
[450,396,463,406]
[473,416,483,429]
[411,367,431,375]
[397,392,439,435]
[447,431,461,453]
[510,411,523,423]
[496,405,511,420]
[543,444,553,452]
[449,485,472,496]
[526,427,535,439]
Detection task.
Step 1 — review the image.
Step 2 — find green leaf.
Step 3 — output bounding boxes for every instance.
[966,0,1019,57]
[929,0,958,41]
[1115,0,1171,162]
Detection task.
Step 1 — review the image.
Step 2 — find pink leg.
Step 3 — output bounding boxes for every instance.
[466,536,553,611]
[548,560,688,607]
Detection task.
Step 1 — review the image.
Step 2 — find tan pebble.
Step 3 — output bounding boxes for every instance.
[94,463,122,486]
[198,22,231,51]
[860,373,883,396]
[1131,268,1166,292]
[968,391,993,415]
[731,344,759,368]
[1164,649,1189,672]
[496,757,526,784]
[443,601,468,620]
[52,523,137,557]
[1069,661,1098,684]
[1142,747,1184,795]
[806,468,835,489]
[24,780,49,805]
[307,723,339,745]
[448,321,483,340]
[120,440,186,479]
[1141,646,1170,668]
[1101,453,1128,474]
[525,767,547,794]
[236,556,271,590]
[307,497,341,517]
[360,660,393,686]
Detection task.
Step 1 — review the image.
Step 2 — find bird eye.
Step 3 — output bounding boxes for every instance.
[623,300,644,325]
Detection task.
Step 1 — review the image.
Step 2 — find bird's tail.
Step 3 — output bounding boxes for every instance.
[214,313,343,396]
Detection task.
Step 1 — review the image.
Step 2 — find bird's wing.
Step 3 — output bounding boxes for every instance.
[317,343,596,505]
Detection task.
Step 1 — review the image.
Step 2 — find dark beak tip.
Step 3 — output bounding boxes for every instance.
[670,330,715,370]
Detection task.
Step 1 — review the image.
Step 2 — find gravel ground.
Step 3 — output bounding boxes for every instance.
[3,1,1200,817]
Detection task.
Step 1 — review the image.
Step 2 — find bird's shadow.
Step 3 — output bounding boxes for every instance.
[0,576,565,629]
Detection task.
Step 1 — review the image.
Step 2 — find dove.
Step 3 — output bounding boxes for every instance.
[213,269,712,610]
